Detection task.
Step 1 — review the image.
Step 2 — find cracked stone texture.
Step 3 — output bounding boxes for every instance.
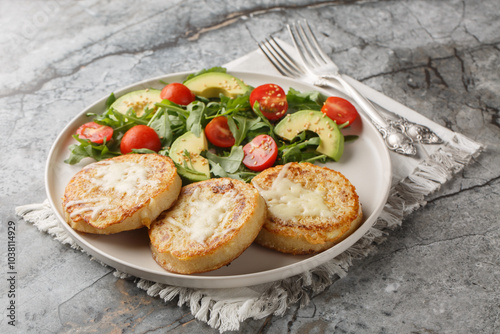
[1,0,499,333]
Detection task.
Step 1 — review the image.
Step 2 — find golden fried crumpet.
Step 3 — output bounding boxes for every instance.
[62,154,181,234]
[251,162,362,254]
[149,178,266,274]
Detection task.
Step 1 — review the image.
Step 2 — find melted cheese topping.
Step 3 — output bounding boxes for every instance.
[65,159,154,220]
[66,198,111,220]
[167,187,235,244]
[253,164,333,221]
[91,160,151,194]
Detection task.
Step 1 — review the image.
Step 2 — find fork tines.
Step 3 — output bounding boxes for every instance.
[258,36,306,77]
[287,20,333,69]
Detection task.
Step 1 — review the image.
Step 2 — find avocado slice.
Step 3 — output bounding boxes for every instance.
[169,131,210,182]
[274,110,344,161]
[183,72,250,98]
[110,89,162,116]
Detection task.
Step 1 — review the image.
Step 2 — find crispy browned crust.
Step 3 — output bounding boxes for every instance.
[149,178,266,274]
[62,154,181,234]
[251,162,362,254]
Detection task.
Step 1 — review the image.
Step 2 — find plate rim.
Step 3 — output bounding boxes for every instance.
[45,70,392,289]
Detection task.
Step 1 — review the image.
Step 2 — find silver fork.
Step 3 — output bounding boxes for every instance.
[288,20,443,153]
[260,34,415,156]
[259,22,442,156]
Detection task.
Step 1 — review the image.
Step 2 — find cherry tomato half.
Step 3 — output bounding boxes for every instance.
[76,122,114,144]
[205,116,235,148]
[120,125,162,154]
[160,83,195,105]
[250,84,288,121]
[321,96,359,125]
[242,134,278,172]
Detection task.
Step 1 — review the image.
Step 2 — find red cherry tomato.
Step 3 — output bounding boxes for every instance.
[76,122,113,144]
[160,83,195,105]
[242,134,278,172]
[250,84,288,121]
[120,125,162,154]
[321,96,359,125]
[205,116,235,148]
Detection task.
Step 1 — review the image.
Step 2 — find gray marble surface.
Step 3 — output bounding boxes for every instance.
[1,0,499,333]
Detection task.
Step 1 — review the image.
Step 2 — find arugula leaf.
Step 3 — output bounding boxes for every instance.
[208,160,258,182]
[304,154,328,163]
[226,116,241,145]
[90,107,150,135]
[105,93,116,108]
[155,100,190,117]
[221,94,252,114]
[278,136,322,164]
[186,101,206,137]
[64,135,120,164]
[227,115,255,147]
[286,87,326,112]
[208,161,229,178]
[154,100,191,136]
[148,107,173,147]
[205,146,244,173]
[204,94,252,120]
[233,170,259,182]
[251,101,275,139]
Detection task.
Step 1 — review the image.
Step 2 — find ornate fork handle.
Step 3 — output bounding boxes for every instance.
[374,117,443,155]
[391,118,443,144]
[373,120,417,155]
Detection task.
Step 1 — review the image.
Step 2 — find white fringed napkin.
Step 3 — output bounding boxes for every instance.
[16,45,483,332]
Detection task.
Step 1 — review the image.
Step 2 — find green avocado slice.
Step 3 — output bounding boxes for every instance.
[169,131,210,182]
[110,89,162,116]
[274,110,344,161]
[183,72,250,98]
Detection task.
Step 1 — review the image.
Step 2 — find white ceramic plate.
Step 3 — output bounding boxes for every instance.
[45,71,392,289]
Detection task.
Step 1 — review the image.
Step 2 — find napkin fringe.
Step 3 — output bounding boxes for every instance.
[15,133,482,333]
[15,201,77,248]
[393,134,482,216]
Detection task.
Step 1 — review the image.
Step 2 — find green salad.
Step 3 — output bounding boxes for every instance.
[65,67,358,183]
